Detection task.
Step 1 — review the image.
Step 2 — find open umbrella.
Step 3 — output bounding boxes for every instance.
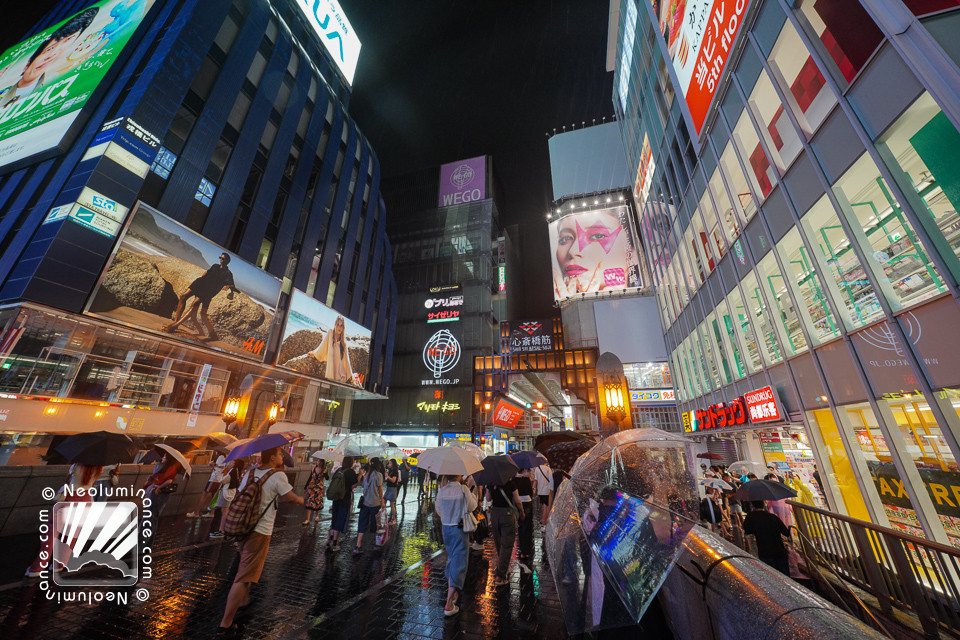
[727,460,767,478]
[533,430,594,454]
[311,450,340,461]
[545,440,594,473]
[55,431,137,465]
[154,443,192,476]
[509,450,548,469]
[223,431,305,463]
[734,478,797,502]
[444,440,486,460]
[331,433,387,459]
[700,478,733,491]
[204,432,238,447]
[696,452,725,460]
[415,446,483,476]
[471,454,519,486]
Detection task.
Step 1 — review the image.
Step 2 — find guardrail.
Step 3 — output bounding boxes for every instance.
[791,500,960,638]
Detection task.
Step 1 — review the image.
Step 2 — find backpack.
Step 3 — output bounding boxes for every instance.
[222,468,280,538]
[327,468,347,501]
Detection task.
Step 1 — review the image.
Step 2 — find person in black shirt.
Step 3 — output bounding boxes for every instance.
[514,469,535,574]
[486,479,524,586]
[384,459,400,524]
[326,456,360,552]
[164,253,240,341]
[743,500,791,575]
[417,464,427,499]
[399,460,411,502]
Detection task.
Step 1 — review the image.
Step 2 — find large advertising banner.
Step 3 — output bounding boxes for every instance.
[633,133,655,209]
[277,289,371,388]
[0,0,155,171]
[438,156,486,207]
[292,0,360,86]
[654,0,751,136]
[549,205,642,302]
[87,204,282,361]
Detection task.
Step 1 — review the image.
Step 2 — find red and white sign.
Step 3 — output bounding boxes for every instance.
[744,386,783,423]
[660,0,751,136]
[491,399,524,429]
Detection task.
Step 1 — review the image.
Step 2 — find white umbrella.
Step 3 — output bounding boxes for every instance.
[311,450,340,461]
[154,443,192,476]
[700,478,733,491]
[371,446,406,461]
[445,440,486,460]
[415,446,484,476]
[332,433,388,458]
[727,460,767,478]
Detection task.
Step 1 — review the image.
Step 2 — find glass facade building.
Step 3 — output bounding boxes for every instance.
[613,0,960,546]
[0,0,396,449]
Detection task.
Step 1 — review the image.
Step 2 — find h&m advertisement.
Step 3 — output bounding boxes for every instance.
[654,0,751,136]
[0,0,155,171]
[549,205,642,302]
[277,289,371,388]
[87,204,281,361]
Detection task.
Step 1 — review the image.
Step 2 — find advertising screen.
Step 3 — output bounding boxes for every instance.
[633,133,655,209]
[438,156,486,207]
[277,290,371,388]
[87,204,281,361]
[0,0,155,171]
[549,205,642,302]
[424,284,463,324]
[491,397,524,429]
[655,0,752,136]
[292,0,360,86]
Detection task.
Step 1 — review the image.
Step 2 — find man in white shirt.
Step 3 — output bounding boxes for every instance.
[534,464,554,524]
[217,447,303,638]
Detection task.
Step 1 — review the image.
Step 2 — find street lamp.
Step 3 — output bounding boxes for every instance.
[267,402,280,425]
[222,397,241,436]
[604,376,626,426]
[474,401,492,445]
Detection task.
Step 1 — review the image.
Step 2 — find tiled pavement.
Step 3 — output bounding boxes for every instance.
[0,491,664,639]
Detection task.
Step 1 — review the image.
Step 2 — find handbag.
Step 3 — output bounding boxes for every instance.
[461,510,478,533]
[474,511,488,540]
[158,482,178,494]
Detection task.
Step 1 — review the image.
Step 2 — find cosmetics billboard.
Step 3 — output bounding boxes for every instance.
[549,205,642,302]
[277,289,371,388]
[0,0,156,171]
[87,204,281,361]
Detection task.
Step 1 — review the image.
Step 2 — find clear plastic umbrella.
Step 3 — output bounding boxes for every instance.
[311,450,340,461]
[444,440,486,460]
[545,428,699,634]
[371,446,406,461]
[331,433,388,459]
[727,460,767,478]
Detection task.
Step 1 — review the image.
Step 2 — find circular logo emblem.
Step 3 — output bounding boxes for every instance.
[423,329,461,379]
[450,164,475,190]
[424,299,434,309]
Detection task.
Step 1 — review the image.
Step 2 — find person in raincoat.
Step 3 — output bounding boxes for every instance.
[786,470,816,506]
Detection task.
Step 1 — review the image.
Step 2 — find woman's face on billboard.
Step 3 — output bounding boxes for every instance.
[555,210,626,290]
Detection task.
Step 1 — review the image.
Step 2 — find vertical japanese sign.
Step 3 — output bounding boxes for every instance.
[186,364,212,427]
[655,0,751,136]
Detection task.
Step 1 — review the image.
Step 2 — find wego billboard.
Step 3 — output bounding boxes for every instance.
[438,156,486,207]
[654,0,751,136]
[0,0,156,171]
[549,205,642,302]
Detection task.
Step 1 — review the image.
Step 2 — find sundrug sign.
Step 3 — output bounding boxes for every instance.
[438,156,486,207]
[294,0,361,85]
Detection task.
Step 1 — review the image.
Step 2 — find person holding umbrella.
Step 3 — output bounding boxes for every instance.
[302,456,327,526]
[435,474,478,616]
[326,456,359,552]
[485,471,524,587]
[743,500,792,575]
[142,446,188,536]
[353,458,384,556]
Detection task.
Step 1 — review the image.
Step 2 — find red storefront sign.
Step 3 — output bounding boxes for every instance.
[693,396,747,431]
[491,399,524,429]
[743,386,783,423]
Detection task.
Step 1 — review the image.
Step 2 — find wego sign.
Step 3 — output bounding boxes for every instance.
[422,329,461,379]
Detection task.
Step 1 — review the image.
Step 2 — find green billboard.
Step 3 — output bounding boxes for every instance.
[0,0,155,171]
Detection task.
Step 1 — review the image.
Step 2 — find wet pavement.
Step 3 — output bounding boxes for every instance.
[0,491,659,639]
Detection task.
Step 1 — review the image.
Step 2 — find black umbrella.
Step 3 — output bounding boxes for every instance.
[55,431,137,465]
[471,455,519,486]
[734,479,797,502]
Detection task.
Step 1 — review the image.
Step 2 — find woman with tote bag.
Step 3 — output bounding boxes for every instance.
[435,475,478,617]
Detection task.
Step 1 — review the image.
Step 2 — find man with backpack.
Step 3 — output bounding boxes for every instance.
[217,447,303,639]
[325,455,359,552]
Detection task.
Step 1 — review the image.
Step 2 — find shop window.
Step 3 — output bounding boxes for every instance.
[698,321,721,389]
[922,9,960,69]
[758,252,808,356]
[876,92,960,285]
[833,154,947,311]
[726,287,763,373]
[689,206,716,277]
[808,409,872,519]
[776,227,841,344]
[796,0,884,84]
[742,270,784,364]
[708,165,741,242]
[732,108,777,201]
[745,68,803,172]
[705,312,733,385]
[717,139,758,221]
[767,18,837,138]
[716,301,746,380]
[257,238,273,270]
[698,187,728,260]
[800,195,884,329]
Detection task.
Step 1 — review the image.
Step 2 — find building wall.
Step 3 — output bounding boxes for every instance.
[0,0,396,395]
[614,0,960,547]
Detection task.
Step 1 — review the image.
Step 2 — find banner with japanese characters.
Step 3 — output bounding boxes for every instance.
[654,0,751,136]
[509,319,554,354]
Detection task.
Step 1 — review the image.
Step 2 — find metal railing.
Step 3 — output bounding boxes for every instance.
[791,500,960,638]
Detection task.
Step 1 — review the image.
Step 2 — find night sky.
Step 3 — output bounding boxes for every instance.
[3,0,615,318]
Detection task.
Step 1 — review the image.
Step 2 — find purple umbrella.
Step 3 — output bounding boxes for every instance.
[509,450,548,469]
[223,431,304,463]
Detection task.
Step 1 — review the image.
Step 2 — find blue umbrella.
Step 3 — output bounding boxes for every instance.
[223,431,304,463]
[509,450,548,469]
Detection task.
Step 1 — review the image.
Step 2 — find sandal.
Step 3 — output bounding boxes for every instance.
[444,604,459,617]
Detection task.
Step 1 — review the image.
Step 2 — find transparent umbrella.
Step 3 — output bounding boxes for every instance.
[727,460,767,478]
[444,440,486,460]
[372,446,406,461]
[331,433,388,459]
[545,428,700,634]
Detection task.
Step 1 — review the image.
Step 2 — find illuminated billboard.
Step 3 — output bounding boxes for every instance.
[87,204,281,361]
[438,156,486,207]
[655,0,752,136]
[293,0,361,86]
[491,398,524,429]
[633,133,655,209]
[0,0,155,171]
[549,205,642,302]
[509,319,553,354]
[278,289,371,388]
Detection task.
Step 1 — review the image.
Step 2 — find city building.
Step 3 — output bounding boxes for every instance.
[0,0,397,463]
[350,156,503,451]
[611,0,960,545]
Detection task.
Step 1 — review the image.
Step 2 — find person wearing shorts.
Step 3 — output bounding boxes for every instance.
[217,447,303,639]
